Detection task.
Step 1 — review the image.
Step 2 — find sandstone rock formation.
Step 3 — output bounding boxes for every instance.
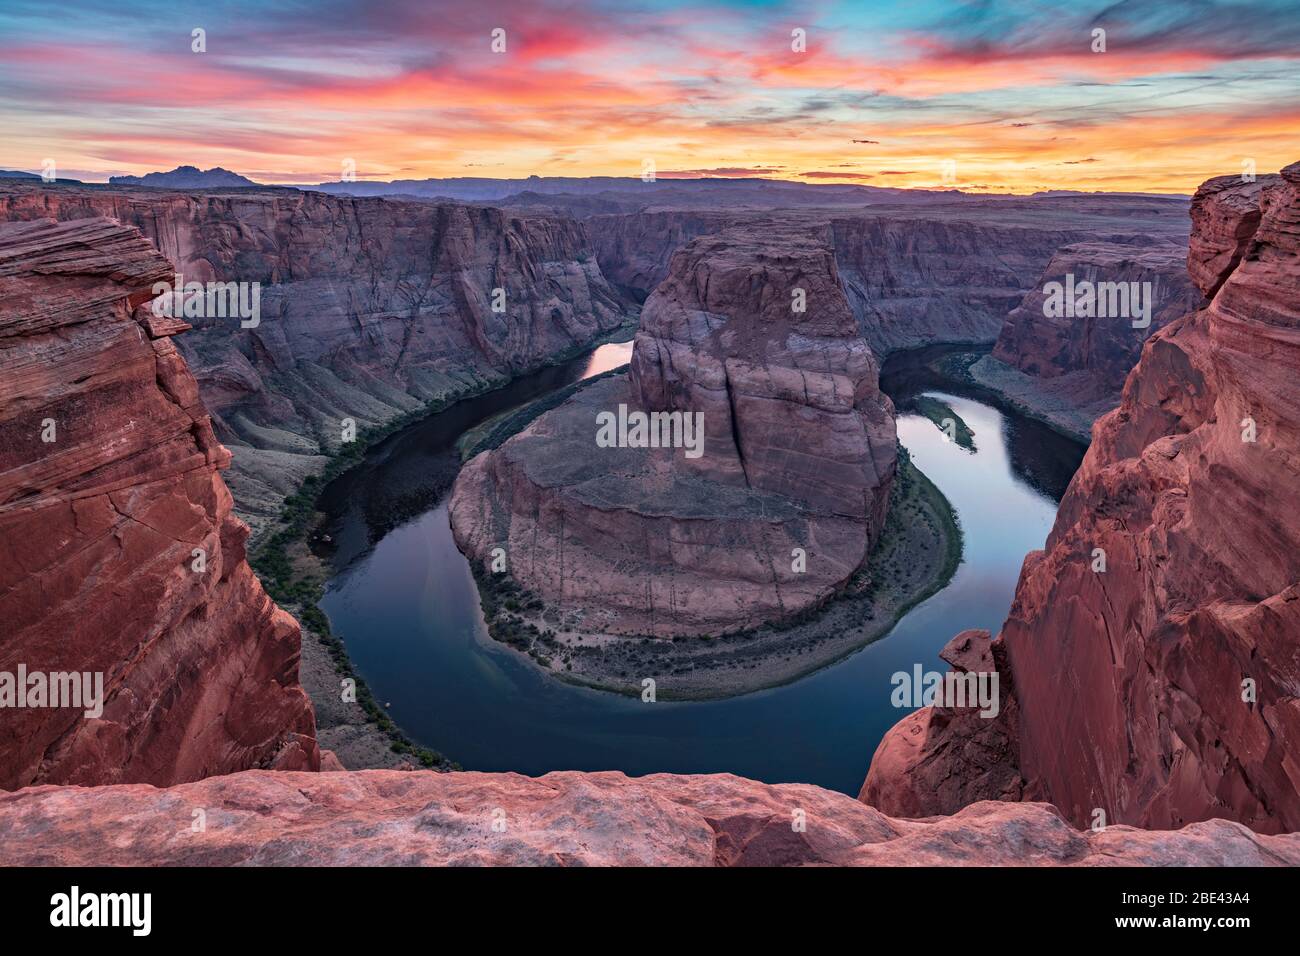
[451,226,896,636]
[0,184,631,531]
[0,217,319,790]
[863,162,1300,834]
[970,239,1204,438]
[861,629,1024,817]
[3,768,1296,866]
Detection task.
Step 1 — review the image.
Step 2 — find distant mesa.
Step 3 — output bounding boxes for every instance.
[108,165,260,188]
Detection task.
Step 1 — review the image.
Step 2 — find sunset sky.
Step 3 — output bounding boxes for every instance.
[1,0,1296,193]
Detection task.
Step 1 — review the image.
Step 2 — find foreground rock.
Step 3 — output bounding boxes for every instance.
[0,184,631,532]
[864,162,1300,833]
[451,225,896,638]
[3,768,1296,866]
[972,239,1203,438]
[0,218,319,789]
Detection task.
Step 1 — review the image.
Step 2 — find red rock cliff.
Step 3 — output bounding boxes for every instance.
[864,162,1300,833]
[0,218,319,790]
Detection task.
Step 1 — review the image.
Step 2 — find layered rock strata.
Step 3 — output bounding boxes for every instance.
[587,195,1191,357]
[451,226,896,636]
[971,240,1205,438]
[863,163,1300,834]
[0,218,319,790]
[0,184,631,530]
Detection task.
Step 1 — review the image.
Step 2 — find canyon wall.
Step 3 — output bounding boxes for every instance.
[0,218,319,789]
[970,239,1204,438]
[3,769,1296,866]
[588,197,1190,359]
[450,225,896,636]
[864,163,1300,833]
[829,214,1101,354]
[0,185,632,531]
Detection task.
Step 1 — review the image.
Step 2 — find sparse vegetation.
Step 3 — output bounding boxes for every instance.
[904,395,977,451]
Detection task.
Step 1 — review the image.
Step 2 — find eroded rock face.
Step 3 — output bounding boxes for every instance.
[991,240,1202,392]
[864,162,1300,833]
[2,768,1296,866]
[0,218,319,790]
[1188,174,1279,296]
[588,196,1191,357]
[969,240,1204,438]
[860,630,1024,818]
[451,226,896,636]
[0,184,631,530]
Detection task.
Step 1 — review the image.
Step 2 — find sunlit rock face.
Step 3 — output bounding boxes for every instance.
[0,217,319,790]
[864,163,1300,834]
[451,225,896,637]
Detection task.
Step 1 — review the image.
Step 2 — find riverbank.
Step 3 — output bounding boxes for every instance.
[472,442,963,700]
[930,349,1098,443]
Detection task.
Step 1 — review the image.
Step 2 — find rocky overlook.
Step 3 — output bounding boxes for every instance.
[3,769,1296,867]
[0,184,632,532]
[864,163,1300,834]
[0,218,319,789]
[450,225,896,638]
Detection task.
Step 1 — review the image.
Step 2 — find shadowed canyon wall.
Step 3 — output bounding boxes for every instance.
[0,185,632,532]
[587,195,1191,359]
[970,240,1205,438]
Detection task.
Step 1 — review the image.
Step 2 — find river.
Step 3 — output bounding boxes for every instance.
[317,342,1085,795]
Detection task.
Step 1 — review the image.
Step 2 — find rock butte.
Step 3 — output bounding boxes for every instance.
[450,225,897,636]
[864,162,1300,834]
[0,218,319,789]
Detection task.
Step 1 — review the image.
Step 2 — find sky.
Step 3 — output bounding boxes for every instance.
[1,0,1296,193]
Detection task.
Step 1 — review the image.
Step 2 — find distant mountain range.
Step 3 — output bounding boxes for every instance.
[108,165,259,188]
[1,164,1184,206]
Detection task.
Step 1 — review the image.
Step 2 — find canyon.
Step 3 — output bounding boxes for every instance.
[863,163,1300,834]
[970,239,1204,439]
[0,181,1192,546]
[0,164,1296,865]
[0,184,632,534]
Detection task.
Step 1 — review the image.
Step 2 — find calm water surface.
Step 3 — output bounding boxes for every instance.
[318,344,1084,795]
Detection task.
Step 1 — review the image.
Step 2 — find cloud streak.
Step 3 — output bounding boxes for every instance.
[0,0,1295,192]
